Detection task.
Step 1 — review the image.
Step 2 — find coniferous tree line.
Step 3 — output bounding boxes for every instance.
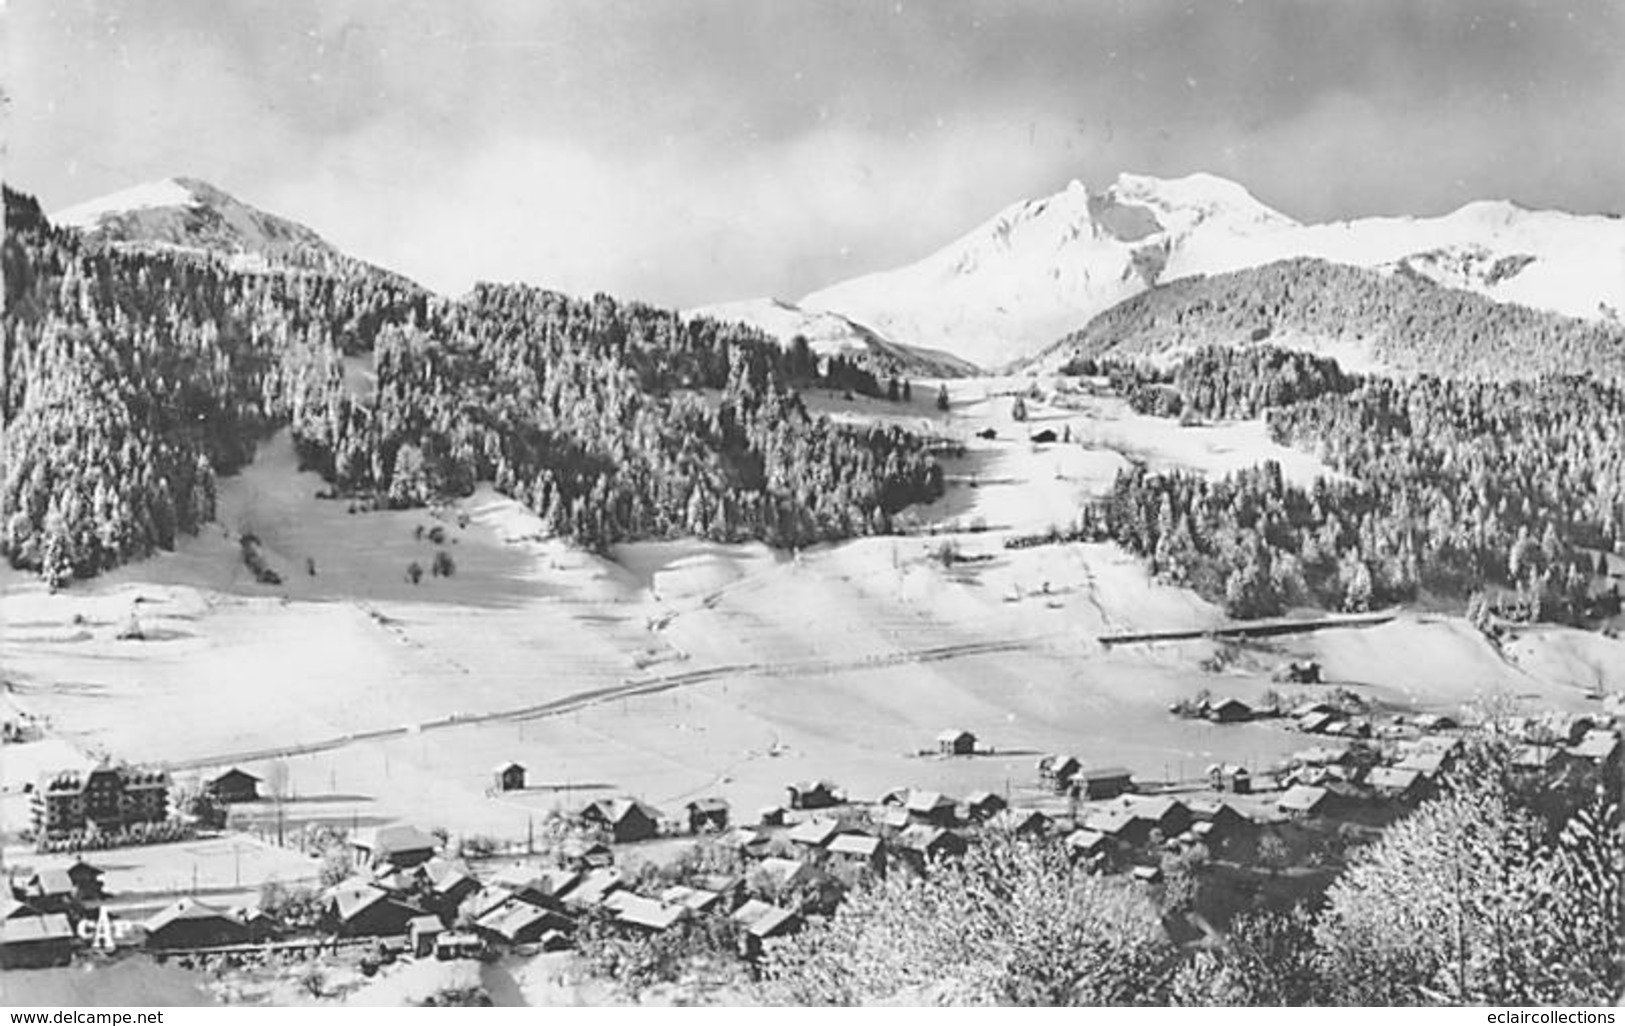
[285,284,943,550]
[1045,257,1625,382]
[1,185,942,585]
[1067,346,1357,420]
[2,186,426,586]
[1079,349,1623,622]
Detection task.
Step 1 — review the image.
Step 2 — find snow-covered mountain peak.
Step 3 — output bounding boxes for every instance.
[50,176,412,287]
[1104,171,1297,230]
[53,177,205,229]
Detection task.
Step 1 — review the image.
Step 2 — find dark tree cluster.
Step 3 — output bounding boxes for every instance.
[1081,355,1623,622]
[2,185,944,585]
[1048,257,1625,382]
[286,284,944,551]
[1068,346,1357,421]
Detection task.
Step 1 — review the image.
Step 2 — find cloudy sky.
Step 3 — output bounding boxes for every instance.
[9,0,1623,305]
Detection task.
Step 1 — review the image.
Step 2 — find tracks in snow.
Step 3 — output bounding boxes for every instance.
[162,632,1064,773]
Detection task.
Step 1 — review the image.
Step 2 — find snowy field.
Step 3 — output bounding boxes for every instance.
[3,378,1617,848]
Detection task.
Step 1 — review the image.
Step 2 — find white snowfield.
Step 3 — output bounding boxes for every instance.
[3,380,1615,846]
[52,179,203,228]
[714,171,1625,370]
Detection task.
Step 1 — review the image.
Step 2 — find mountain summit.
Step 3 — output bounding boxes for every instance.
[710,171,1625,371]
[52,177,406,284]
[795,172,1297,370]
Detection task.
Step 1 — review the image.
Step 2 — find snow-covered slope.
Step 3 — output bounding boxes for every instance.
[773,172,1625,370]
[1191,200,1625,325]
[795,173,1299,370]
[52,177,411,285]
[686,297,979,378]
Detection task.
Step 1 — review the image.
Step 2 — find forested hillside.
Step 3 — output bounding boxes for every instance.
[1080,348,1625,623]
[284,285,944,549]
[1044,257,1625,381]
[1,186,943,586]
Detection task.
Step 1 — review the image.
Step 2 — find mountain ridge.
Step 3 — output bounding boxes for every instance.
[712,171,1625,371]
[52,176,419,289]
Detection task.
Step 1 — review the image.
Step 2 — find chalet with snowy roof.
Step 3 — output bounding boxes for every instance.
[42,865,100,904]
[323,882,422,938]
[408,915,444,958]
[1365,766,1426,803]
[1511,744,1573,774]
[894,825,967,871]
[753,857,817,896]
[435,931,484,960]
[826,832,884,870]
[61,860,105,901]
[1293,745,1353,767]
[22,869,79,915]
[1080,806,1145,846]
[1065,829,1111,864]
[603,892,687,934]
[418,857,479,910]
[988,807,1052,837]
[758,805,789,827]
[685,797,730,834]
[1278,660,1322,684]
[963,790,1008,822]
[351,824,439,871]
[876,806,912,831]
[234,905,277,944]
[721,827,771,859]
[879,786,913,807]
[562,868,624,912]
[1394,741,1455,776]
[1208,763,1252,794]
[1206,697,1254,724]
[1118,795,1192,838]
[786,780,841,811]
[1569,729,1621,770]
[905,789,958,827]
[0,913,74,968]
[1276,785,1330,819]
[1188,797,1251,835]
[661,885,724,915]
[1410,713,1458,733]
[33,763,171,841]
[559,837,615,871]
[1297,711,1338,735]
[1038,754,1082,790]
[461,886,517,924]
[786,818,840,849]
[1075,767,1134,800]
[581,798,663,843]
[1,895,39,921]
[491,761,526,793]
[475,901,571,947]
[144,898,249,950]
[206,768,262,804]
[489,864,550,905]
[936,729,977,756]
[732,900,803,959]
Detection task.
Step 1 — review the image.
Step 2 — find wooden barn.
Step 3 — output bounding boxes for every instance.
[144,898,250,950]
[206,768,262,804]
[491,761,527,793]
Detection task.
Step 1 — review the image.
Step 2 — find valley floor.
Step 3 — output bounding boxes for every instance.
[3,378,1618,877]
